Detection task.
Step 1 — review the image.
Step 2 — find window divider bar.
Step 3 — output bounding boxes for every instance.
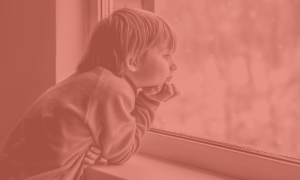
[98,0,113,21]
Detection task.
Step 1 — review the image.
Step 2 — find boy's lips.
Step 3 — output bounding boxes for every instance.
[166,76,173,82]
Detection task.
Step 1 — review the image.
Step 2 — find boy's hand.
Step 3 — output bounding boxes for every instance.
[84,144,102,169]
[142,81,180,102]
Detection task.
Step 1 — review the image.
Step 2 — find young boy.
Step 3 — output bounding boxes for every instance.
[0,7,179,180]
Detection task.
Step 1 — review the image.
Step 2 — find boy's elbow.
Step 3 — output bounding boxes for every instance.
[107,156,130,165]
[107,150,134,165]
[105,133,142,165]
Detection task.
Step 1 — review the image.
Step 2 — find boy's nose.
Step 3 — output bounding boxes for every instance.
[170,62,177,71]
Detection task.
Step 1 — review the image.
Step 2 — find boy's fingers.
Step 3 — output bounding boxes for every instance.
[142,86,161,96]
[84,157,96,165]
[90,146,102,154]
[142,82,179,102]
[164,84,180,102]
[157,82,174,100]
[86,150,102,160]
[162,83,175,101]
[165,82,174,95]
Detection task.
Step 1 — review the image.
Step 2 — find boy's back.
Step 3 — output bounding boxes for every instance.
[0,66,156,179]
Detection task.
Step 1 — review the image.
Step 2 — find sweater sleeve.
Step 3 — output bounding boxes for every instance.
[87,90,159,165]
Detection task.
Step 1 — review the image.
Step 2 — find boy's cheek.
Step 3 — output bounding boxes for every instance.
[148,77,166,88]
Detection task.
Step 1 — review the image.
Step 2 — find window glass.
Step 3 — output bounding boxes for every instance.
[114,0,300,159]
[113,0,143,11]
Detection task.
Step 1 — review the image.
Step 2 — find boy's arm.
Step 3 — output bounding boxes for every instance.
[87,91,159,165]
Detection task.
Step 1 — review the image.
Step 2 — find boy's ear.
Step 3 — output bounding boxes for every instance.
[126,57,138,72]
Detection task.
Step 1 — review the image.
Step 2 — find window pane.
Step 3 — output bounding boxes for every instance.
[152,0,300,159]
[113,0,300,159]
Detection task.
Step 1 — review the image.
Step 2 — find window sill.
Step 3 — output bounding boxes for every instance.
[139,130,300,180]
[85,130,300,180]
[84,153,238,180]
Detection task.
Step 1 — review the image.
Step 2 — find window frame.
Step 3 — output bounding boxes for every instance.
[96,1,300,179]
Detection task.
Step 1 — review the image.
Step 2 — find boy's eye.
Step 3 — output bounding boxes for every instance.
[164,55,170,60]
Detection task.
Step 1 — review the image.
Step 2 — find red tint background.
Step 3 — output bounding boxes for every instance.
[1,0,300,174]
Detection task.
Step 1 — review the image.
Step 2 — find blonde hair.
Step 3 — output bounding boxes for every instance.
[76,7,177,77]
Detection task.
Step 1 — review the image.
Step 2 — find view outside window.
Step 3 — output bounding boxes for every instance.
[114,0,300,159]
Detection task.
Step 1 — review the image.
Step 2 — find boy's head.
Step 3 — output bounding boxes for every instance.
[77,7,177,85]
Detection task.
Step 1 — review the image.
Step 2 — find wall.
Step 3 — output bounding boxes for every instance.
[56,0,86,83]
[0,0,56,141]
[0,0,88,141]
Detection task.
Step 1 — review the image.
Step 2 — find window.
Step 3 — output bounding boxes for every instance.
[93,0,300,179]
[151,0,300,162]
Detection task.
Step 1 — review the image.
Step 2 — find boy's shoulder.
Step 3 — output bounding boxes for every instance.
[92,66,136,99]
[47,66,135,101]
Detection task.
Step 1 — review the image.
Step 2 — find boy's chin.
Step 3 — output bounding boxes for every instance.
[143,80,167,89]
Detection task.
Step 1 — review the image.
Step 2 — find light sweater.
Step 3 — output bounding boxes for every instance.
[0,66,160,180]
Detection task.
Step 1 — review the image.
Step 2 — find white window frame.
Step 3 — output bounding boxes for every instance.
[96,1,300,179]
